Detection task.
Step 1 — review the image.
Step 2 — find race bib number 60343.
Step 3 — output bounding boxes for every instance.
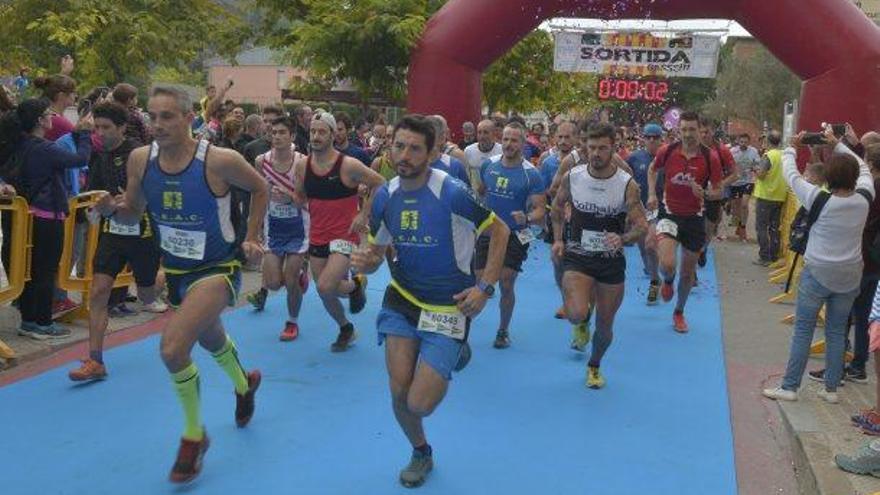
[417,309,467,340]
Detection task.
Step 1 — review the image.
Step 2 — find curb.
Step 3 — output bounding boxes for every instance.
[776,398,860,495]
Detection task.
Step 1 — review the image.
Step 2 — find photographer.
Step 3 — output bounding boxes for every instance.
[763,127,874,404]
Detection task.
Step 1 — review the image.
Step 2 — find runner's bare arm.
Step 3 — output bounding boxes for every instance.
[551,172,572,249]
[290,153,308,207]
[342,157,386,232]
[455,215,509,317]
[646,159,659,210]
[613,153,633,175]
[351,242,387,275]
[96,146,149,225]
[528,193,547,225]
[449,146,467,164]
[549,154,574,198]
[213,148,268,244]
[621,181,648,244]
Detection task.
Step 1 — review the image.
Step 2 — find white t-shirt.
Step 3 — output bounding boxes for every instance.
[464,142,503,171]
[731,145,761,185]
[783,142,874,292]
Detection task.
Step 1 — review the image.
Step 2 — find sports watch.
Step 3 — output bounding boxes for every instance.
[476,279,495,297]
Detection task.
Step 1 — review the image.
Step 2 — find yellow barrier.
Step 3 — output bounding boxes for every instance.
[0,196,32,360]
[56,192,134,322]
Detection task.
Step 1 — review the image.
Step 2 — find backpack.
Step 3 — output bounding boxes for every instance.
[785,190,831,291]
[789,191,831,256]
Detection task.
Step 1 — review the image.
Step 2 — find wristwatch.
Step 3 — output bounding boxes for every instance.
[476,279,495,297]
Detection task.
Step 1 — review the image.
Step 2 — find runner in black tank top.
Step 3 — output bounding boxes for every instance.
[293,109,387,352]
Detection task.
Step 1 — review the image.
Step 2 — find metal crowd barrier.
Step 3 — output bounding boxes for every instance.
[56,192,134,322]
[0,196,33,360]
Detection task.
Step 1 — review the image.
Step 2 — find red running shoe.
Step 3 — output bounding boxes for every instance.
[673,312,689,333]
[235,370,261,428]
[280,322,299,342]
[661,281,674,302]
[169,432,210,484]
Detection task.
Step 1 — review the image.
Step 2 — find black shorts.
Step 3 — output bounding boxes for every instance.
[308,240,355,259]
[92,233,161,287]
[562,253,626,285]
[729,184,754,198]
[705,200,722,224]
[474,234,528,272]
[657,213,706,253]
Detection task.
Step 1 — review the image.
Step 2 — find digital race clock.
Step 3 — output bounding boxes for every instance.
[596,78,669,103]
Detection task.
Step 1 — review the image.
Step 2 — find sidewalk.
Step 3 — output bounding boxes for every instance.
[715,231,880,495]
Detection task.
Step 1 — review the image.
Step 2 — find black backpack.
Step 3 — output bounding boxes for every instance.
[785,191,831,292]
[789,191,831,256]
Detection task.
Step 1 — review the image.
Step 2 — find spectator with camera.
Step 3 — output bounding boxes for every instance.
[763,127,874,404]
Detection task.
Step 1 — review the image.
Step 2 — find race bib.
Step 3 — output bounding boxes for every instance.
[656,218,679,238]
[417,309,467,340]
[268,201,298,219]
[580,230,609,252]
[515,228,536,245]
[329,239,355,255]
[108,217,141,236]
[158,225,206,260]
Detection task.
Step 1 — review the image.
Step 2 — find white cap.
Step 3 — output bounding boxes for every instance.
[312,109,337,133]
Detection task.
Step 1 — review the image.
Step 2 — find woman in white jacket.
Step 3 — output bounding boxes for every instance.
[763,127,874,404]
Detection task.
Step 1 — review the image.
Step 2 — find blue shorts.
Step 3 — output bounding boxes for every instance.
[165,263,242,308]
[268,234,308,257]
[377,307,465,381]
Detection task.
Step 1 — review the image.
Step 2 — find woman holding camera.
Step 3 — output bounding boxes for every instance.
[763,127,874,404]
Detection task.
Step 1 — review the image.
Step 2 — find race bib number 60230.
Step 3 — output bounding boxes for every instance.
[158,225,206,261]
[417,309,467,340]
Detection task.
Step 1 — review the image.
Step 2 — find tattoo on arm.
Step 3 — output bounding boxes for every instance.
[621,182,647,244]
[551,174,571,238]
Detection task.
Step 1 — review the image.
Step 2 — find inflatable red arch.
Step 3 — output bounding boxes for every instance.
[408,0,880,138]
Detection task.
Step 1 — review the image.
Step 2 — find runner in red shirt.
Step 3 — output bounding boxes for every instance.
[647,112,723,333]
[294,110,386,352]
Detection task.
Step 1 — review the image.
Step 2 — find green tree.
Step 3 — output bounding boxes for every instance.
[703,42,801,129]
[253,0,446,106]
[0,0,248,89]
[483,30,599,118]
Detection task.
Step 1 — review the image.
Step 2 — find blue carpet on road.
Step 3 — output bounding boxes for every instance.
[0,244,735,495]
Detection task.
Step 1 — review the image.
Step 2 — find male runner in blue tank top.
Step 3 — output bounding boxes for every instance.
[477,121,546,348]
[352,115,509,488]
[95,85,269,484]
